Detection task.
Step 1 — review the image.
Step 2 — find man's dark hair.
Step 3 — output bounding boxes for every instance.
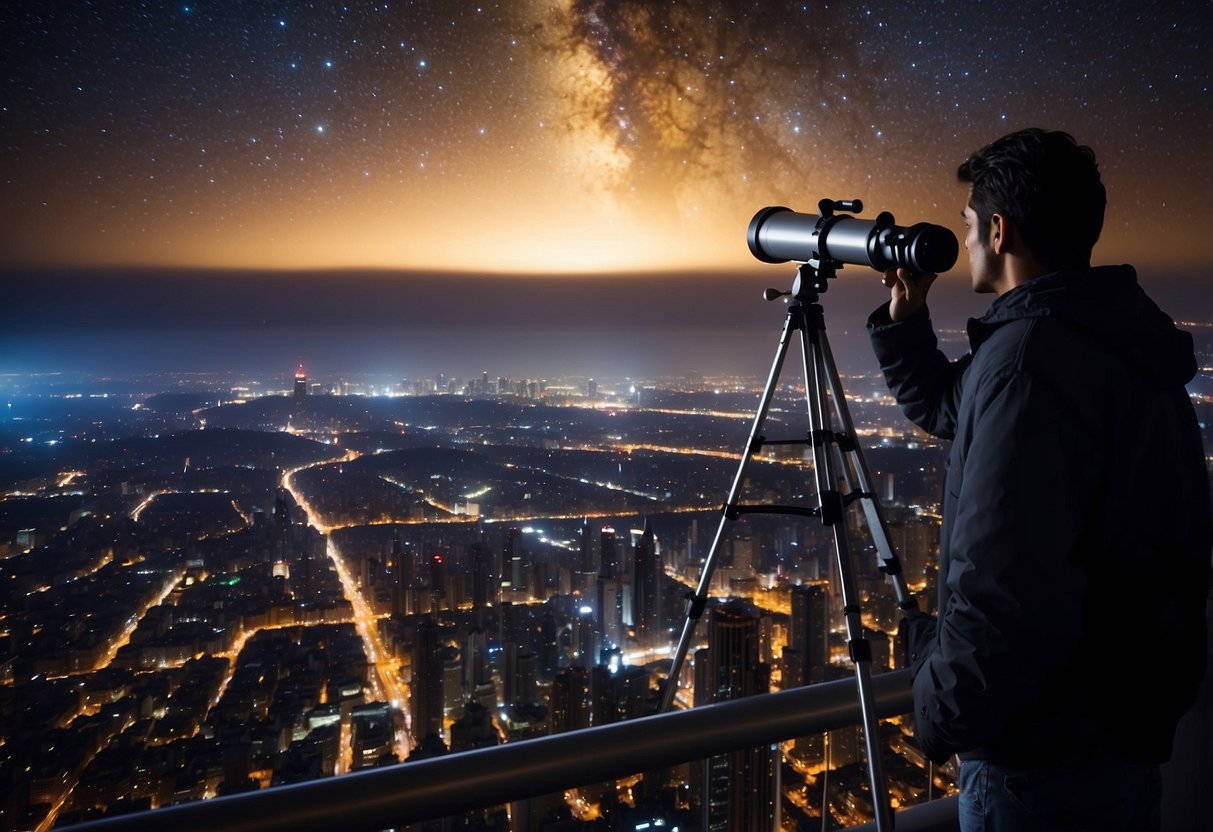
[958,128,1106,271]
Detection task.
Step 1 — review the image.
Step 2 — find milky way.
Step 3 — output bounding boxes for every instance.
[1,1,1210,272]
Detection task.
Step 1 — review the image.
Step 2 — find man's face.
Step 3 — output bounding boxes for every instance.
[962,203,999,294]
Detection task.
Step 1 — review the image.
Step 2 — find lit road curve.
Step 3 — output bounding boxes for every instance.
[48,567,186,681]
[324,534,413,756]
[282,456,413,759]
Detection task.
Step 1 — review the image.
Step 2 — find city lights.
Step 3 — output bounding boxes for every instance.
[2,352,1207,830]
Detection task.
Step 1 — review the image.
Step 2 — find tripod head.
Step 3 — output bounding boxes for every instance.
[763,261,838,304]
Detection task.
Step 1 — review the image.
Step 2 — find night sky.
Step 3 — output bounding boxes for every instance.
[1,1,1211,376]
[4,0,1212,273]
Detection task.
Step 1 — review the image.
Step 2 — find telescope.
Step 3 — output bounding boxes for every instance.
[747,199,959,276]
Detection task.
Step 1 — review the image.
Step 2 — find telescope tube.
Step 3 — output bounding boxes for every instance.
[748,206,959,275]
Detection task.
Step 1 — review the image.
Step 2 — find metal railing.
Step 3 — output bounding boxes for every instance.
[65,669,962,832]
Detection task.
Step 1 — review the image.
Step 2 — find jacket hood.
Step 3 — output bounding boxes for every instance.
[967,265,1198,388]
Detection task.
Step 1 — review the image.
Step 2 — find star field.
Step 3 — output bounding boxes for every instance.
[1,0,1210,273]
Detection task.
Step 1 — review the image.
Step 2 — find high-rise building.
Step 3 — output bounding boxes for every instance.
[579,517,596,572]
[350,703,394,770]
[599,526,619,579]
[499,601,522,648]
[429,553,446,611]
[590,664,648,726]
[703,601,768,701]
[441,646,462,723]
[293,365,307,401]
[698,601,776,832]
[537,611,559,681]
[449,699,498,753]
[549,666,590,734]
[410,617,445,743]
[503,646,537,708]
[785,585,832,763]
[501,527,522,595]
[391,536,412,618]
[864,625,891,672]
[469,538,490,609]
[574,517,598,597]
[632,520,661,649]
[387,534,402,573]
[595,575,621,654]
[272,489,290,556]
[693,646,713,709]
[790,582,830,685]
[462,628,488,690]
[781,645,804,691]
[573,604,596,666]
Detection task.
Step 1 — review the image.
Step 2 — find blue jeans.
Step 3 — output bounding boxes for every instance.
[958,758,1161,832]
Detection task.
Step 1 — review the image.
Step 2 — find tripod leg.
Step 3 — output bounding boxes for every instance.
[816,324,917,612]
[801,311,896,832]
[658,305,804,714]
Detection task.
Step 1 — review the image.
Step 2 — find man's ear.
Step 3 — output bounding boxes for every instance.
[988,212,1008,255]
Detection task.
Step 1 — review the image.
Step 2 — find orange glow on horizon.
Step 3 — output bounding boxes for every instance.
[15,181,1207,276]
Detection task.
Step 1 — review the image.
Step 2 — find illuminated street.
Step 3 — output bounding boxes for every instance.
[325,535,413,755]
[67,568,184,678]
[283,461,413,759]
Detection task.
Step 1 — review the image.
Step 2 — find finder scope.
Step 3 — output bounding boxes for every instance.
[747,200,959,275]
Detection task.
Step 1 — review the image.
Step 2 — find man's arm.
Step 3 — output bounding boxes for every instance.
[912,356,1095,762]
[867,269,967,439]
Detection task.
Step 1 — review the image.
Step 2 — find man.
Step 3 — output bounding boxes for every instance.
[868,128,1210,830]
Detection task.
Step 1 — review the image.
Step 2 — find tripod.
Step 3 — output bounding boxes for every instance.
[658,262,918,832]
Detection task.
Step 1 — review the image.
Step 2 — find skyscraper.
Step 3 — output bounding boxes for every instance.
[698,601,776,832]
[574,517,597,596]
[590,664,648,726]
[449,699,498,753]
[790,582,830,685]
[293,365,308,401]
[632,520,661,649]
[595,574,621,654]
[549,666,590,734]
[272,489,290,556]
[501,527,521,596]
[428,553,446,611]
[391,536,412,618]
[537,610,559,681]
[469,538,489,610]
[599,526,619,579]
[462,628,495,712]
[410,617,445,744]
[786,583,831,763]
[503,646,537,708]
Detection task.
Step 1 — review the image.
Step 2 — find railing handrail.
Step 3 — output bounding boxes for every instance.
[64,670,914,832]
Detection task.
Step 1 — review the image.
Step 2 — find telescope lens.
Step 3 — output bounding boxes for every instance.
[747,207,807,264]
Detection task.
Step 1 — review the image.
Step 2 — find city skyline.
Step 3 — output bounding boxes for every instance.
[0,364,968,830]
[3,266,1210,380]
[1,313,1209,829]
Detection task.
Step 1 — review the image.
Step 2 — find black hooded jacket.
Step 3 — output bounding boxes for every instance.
[868,264,1211,767]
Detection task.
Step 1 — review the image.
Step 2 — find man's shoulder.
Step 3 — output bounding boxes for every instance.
[968,317,1038,374]
[973,315,1096,375]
